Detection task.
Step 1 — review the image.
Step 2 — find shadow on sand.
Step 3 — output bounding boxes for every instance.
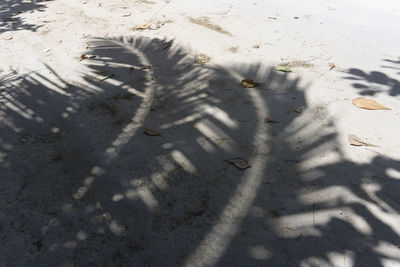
[0,0,51,33]
[1,36,399,266]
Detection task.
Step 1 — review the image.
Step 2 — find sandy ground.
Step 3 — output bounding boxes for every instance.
[1,0,400,266]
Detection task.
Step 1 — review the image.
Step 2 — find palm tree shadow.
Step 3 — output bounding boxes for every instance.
[0,0,51,33]
[343,57,400,96]
[1,36,400,266]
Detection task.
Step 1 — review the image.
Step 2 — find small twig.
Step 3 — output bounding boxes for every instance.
[100,73,115,81]
[285,159,300,163]
[365,147,385,157]
[371,175,391,181]
[284,245,290,267]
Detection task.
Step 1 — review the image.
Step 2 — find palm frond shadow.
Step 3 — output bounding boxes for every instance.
[1,36,399,266]
[0,0,51,33]
[344,57,400,96]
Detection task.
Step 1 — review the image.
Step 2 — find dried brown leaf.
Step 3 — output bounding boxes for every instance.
[281,60,313,68]
[2,16,13,22]
[139,65,152,70]
[144,127,160,136]
[328,62,336,70]
[4,36,12,40]
[80,54,87,61]
[225,158,251,170]
[241,78,256,88]
[189,17,232,36]
[293,106,302,114]
[129,67,135,73]
[162,41,172,50]
[135,24,150,30]
[264,117,278,123]
[348,134,377,147]
[352,97,389,110]
[195,54,211,64]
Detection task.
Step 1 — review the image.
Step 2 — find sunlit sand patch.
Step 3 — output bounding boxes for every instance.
[185,82,269,266]
[194,119,234,152]
[171,150,197,174]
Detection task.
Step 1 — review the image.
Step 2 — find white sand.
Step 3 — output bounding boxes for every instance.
[1,0,400,266]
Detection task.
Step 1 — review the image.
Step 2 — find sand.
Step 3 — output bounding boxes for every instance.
[1,0,400,266]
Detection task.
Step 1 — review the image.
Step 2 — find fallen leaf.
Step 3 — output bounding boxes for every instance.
[129,67,135,73]
[99,102,117,116]
[293,16,299,19]
[112,93,133,100]
[4,36,12,40]
[144,127,160,136]
[34,240,43,252]
[2,16,13,22]
[292,106,302,114]
[281,60,313,68]
[268,17,277,20]
[348,134,377,147]
[80,54,95,61]
[274,66,292,72]
[269,208,285,218]
[328,62,336,70]
[162,41,172,50]
[85,42,90,49]
[264,117,278,123]
[225,158,251,170]
[195,54,211,64]
[135,24,150,30]
[189,17,232,36]
[241,78,256,88]
[122,12,131,17]
[229,46,238,53]
[352,97,389,110]
[139,65,152,70]
[149,23,163,30]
